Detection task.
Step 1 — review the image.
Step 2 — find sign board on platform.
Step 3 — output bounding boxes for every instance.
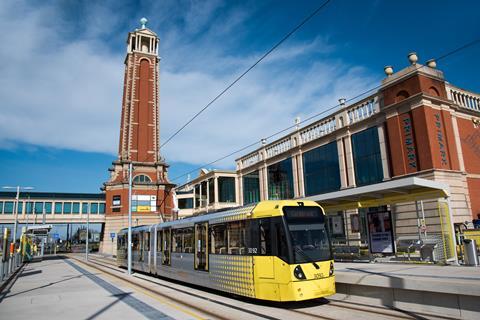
[367,210,394,254]
[110,232,116,239]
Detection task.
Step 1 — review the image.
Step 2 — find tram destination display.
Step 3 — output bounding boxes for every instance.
[283,205,324,222]
[367,210,394,254]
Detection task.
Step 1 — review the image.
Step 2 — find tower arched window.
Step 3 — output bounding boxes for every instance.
[429,86,440,97]
[133,174,152,183]
[395,90,410,103]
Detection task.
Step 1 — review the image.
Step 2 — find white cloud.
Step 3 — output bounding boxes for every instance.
[0,0,379,171]
[0,0,123,154]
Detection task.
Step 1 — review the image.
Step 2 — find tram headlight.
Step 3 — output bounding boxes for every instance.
[294,265,306,280]
[329,262,334,276]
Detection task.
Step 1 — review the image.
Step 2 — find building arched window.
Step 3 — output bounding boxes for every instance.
[395,90,410,103]
[429,86,440,97]
[133,174,152,183]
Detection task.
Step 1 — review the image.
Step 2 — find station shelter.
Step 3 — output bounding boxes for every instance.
[305,177,457,264]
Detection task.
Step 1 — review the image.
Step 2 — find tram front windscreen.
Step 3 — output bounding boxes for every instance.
[283,206,333,263]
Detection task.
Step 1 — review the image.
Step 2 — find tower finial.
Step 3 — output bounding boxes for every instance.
[140,17,148,29]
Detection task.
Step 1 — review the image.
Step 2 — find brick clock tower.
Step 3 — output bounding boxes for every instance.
[101,18,175,255]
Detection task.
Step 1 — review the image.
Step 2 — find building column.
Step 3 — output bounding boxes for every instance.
[296,153,305,198]
[337,138,348,188]
[292,154,299,198]
[214,177,219,203]
[237,174,243,206]
[193,185,196,209]
[260,165,268,201]
[206,180,210,209]
[344,135,356,187]
[377,124,391,180]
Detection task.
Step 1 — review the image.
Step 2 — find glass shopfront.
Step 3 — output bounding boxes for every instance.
[351,127,384,186]
[243,171,260,205]
[267,158,294,200]
[218,177,236,203]
[303,141,341,196]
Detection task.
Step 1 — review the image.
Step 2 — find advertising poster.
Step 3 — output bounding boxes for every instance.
[331,214,344,236]
[367,211,394,254]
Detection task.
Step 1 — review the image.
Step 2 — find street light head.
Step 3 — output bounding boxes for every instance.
[2,186,34,190]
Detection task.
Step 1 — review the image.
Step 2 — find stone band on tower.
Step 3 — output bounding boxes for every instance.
[100,19,175,255]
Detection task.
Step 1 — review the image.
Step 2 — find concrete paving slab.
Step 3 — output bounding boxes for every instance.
[0,257,196,320]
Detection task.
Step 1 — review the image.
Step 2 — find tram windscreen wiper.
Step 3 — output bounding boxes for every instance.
[294,246,320,269]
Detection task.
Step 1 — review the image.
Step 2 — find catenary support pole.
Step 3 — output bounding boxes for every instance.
[13,186,20,249]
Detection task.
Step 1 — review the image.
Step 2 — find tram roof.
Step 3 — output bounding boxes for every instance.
[304,177,450,212]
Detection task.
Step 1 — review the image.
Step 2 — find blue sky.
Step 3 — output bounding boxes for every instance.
[0,0,479,193]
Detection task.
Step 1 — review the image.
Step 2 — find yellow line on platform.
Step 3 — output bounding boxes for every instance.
[74,258,206,320]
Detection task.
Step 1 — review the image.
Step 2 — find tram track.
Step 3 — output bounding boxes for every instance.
[69,255,339,320]
[69,255,317,320]
[71,255,451,320]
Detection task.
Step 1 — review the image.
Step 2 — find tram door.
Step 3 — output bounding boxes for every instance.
[194,222,208,271]
[162,228,171,265]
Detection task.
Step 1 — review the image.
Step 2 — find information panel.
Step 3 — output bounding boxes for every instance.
[132,195,156,212]
[367,210,394,254]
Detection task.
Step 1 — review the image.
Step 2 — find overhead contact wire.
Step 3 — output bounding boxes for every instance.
[160,0,332,149]
[170,37,480,182]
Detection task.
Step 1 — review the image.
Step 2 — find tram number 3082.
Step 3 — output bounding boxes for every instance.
[248,248,258,254]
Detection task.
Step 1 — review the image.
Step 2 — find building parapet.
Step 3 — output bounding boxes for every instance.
[300,116,336,144]
[266,137,292,158]
[446,84,480,114]
[237,94,379,171]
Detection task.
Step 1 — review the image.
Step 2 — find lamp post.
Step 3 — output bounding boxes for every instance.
[128,162,133,275]
[2,186,34,248]
[86,208,90,261]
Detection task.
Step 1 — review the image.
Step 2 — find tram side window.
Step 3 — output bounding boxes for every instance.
[145,232,150,251]
[275,222,288,261]
[183,227,194,253]
[210,224,227,254]
[117,235,125,250]
[157,230,162,252]
[172,229,183,253]
[132,233,139,251]
[228,221,246,255]
[259,219,272,255]
[139,232,144,252]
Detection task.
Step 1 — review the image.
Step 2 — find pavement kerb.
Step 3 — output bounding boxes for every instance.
[0,263,25,296]
[335,271,480,296]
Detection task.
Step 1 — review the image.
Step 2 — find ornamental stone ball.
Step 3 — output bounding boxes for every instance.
[140,17,148,29]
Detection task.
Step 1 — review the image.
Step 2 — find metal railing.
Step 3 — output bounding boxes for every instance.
[0,252,23,282]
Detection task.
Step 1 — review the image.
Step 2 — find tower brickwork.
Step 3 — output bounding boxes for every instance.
[100,19,175,255]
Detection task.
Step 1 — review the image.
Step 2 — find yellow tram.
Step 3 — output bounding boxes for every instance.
[117,200,335,301]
